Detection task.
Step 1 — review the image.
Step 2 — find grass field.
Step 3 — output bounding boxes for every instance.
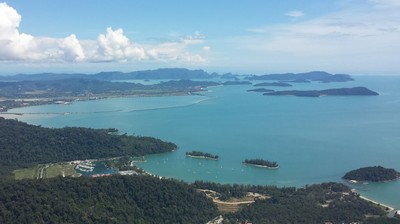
[13,165,42,180]
[45,164,77,178]
[13,163,78,180]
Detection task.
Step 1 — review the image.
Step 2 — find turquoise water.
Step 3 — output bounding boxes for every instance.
[8,76,400,208]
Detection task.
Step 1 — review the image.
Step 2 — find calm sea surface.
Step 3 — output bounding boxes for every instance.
[9,76,400,208]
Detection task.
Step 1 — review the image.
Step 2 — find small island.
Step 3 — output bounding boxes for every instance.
[186,151,219,160]
[247,88,274,93]
[243,159,279,169]
[343,166,400,182]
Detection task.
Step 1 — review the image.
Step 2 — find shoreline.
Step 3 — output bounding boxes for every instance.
[358,195,395,211]
[243,162,279,169]
[0,90,207,113]
[0,93,212,119]
[186,155,219,161]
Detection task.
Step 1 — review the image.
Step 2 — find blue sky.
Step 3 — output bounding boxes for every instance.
[0,0,399,75]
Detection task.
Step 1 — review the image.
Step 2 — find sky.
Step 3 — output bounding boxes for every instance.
[0,0,399,75]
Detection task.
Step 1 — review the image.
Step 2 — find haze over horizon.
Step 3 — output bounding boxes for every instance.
[1,0,399,75]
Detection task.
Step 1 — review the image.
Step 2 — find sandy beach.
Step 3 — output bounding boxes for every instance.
[359,195,395,211]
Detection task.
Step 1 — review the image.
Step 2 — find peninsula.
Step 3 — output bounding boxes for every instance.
[243,159,279,169]
[343,166,400,182]
[186,151,219,160]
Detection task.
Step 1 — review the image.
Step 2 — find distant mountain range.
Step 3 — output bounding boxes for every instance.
[0,68,354,83]
[0,68,217,82]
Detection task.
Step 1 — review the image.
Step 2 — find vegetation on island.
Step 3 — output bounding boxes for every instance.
[243,159,279,168]
[343,166,400,182]
[186,151,219,160]
[0,118,176,178]
[247,88,274,92]
[263,87,379,97]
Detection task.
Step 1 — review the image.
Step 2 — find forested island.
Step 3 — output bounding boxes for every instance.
[263,87,379,97]
[247,88,274,92]
[243,159,279,169]
[186,151,219,160]
[343,166,400,182]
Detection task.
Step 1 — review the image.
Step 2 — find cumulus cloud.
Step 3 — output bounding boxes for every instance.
[61,35,85,62]
[0,3,207,65]
[94,27,146,62]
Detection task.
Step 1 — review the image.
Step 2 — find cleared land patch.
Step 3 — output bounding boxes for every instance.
[13,163,78,180]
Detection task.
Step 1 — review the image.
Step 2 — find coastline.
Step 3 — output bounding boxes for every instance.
[186,155,219,161]
[0,89,206,114]
[0,92,213,119]
[358,195,395,211]
[243,162,279,169]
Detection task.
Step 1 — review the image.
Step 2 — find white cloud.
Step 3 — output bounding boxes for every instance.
[94,27,146,62]
[61,35,85,62]
[369,0,400,8]
[231,1,400,74]
[0,3,207,65]
[285,10,305,19]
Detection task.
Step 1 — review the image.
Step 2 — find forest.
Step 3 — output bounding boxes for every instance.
[343,166,400,182]
[0,176,218,224]
[194,181,397,223]
[0,118,176,178]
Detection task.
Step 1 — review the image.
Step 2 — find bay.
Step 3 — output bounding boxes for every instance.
[8,76,400,208]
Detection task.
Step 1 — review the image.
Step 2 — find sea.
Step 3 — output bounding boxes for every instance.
[7,76,400,208]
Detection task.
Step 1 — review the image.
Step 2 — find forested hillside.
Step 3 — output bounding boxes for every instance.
[0,118,176,176]
[0,176,218,224]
